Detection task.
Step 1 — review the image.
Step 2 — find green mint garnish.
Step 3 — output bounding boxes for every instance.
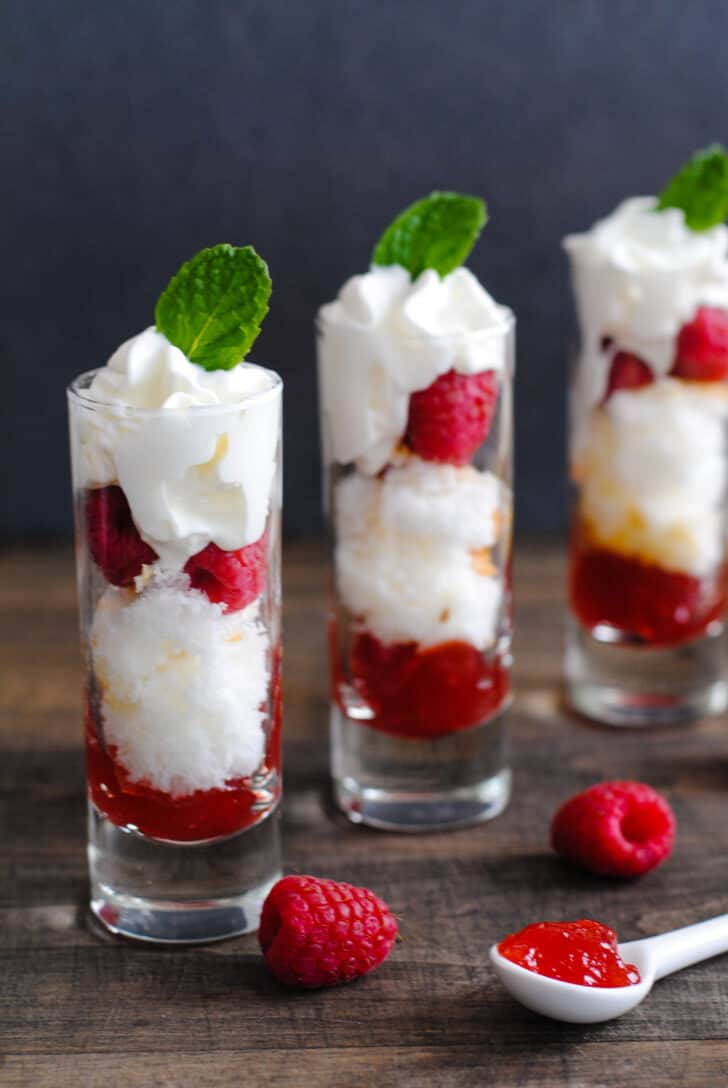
[154,243,271,371]
[656,144,728,232]
[372,191,487,279]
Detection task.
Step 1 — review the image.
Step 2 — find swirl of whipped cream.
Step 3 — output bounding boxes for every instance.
[74,327,281,569]
[318,265,511,474]
[565,197,728,416]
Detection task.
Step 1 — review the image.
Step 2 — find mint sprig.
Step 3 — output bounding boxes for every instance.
[372,191,487,279]
[656,144,728,232]
[155,244,271,371]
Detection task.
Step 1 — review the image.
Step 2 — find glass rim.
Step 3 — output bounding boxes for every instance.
[315,302,515,341]
[67,362,283,416]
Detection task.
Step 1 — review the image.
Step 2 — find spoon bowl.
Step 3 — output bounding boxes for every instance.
[489,943,653,1023]
[490,912,728,1024]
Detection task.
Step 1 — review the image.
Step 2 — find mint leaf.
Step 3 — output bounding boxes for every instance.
[656,144,728,231]
[372,191,487,279]
[155,244,271,371]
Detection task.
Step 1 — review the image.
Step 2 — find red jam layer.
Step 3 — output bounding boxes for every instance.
[498,920,640,988]
[345,630,510,740]
[570,538,726,646]
[85,649,282,843]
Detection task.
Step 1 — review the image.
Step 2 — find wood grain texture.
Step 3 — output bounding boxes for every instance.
[2,541,728,1087]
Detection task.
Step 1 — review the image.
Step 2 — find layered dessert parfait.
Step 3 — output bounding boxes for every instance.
[565,146,728,722]
[317,192,514,828]
[68,244,282,939]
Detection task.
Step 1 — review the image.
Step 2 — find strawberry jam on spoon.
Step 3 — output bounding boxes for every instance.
[498,919,640,988]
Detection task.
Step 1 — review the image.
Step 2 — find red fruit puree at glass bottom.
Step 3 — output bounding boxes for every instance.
[85,650,282,843]
[498,920,641,988]
[338,629,510,740]
[569,531,727,646]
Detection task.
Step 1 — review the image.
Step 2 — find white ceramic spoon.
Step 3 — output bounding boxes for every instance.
[489,913,728,1023]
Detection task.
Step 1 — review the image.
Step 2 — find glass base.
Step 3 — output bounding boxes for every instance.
[88,801,281,943]
[330,702,511,832]
[565,617,728,728]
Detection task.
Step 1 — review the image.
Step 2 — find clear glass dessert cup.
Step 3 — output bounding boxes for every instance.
[317,313,515,831]
[565,286,728,727]
[68,369,282,942]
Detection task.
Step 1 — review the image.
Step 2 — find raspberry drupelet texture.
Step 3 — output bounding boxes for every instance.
[672,306,728,381]
[405,368,498,464]
[259,875,398,988]
[86,485,158,586]
[184,535,267,612]
[603,351,654,400]
[550,780,675,878]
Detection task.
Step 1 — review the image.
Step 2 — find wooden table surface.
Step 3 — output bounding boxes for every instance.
[3,541,728,1087]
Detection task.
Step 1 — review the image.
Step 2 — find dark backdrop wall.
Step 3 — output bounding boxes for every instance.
[3,0,727,538]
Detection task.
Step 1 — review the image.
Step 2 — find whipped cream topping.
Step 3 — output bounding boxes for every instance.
[318,265,511,474]
[91,575,269,796]
[75,327,280,568]
[565,197,728,417]
[335,459,504,647]
[576,381,728,575]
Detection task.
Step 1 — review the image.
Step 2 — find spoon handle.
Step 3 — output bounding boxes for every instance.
[624,914,728,981]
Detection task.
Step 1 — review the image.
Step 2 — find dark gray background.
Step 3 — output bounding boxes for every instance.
[3,0,726,538]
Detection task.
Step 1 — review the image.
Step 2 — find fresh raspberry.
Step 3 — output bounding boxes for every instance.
[85,486,157,586]
[551,780,675,878]
[259,875,398,989]
[603,351,653,400]
[184,536,267,612]
[405,368,498,465]
[671,306,728,381]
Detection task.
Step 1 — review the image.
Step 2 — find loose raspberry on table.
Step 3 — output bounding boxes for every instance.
[259,874,398,989]
[671,306,728,381]
[85,486,157,586]
[550,780,675,878]
[603,351,653,400]
[184,536,267,612]
[405,368,498,465]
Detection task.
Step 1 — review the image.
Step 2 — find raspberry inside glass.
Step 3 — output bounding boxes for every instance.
[405,368,499,465]
[184,535,267,612]
[85,485,158,586]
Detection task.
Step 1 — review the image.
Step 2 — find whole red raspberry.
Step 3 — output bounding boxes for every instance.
[85,486,157,586]
[184,535,267,612]
[259,875,398,989]
[671,306,728,381]
[603,351,653,401]
[551,781,675,878]
[405,368,498,465]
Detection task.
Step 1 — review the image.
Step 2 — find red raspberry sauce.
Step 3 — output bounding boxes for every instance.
[85,647,282,843]
[498,920,640,988]
[344,630,510,740]
[570,534,726,646]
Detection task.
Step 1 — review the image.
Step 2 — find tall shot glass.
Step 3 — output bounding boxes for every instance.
[564,243,728,727]
[68,370,282,942]
[318,314,514,831]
